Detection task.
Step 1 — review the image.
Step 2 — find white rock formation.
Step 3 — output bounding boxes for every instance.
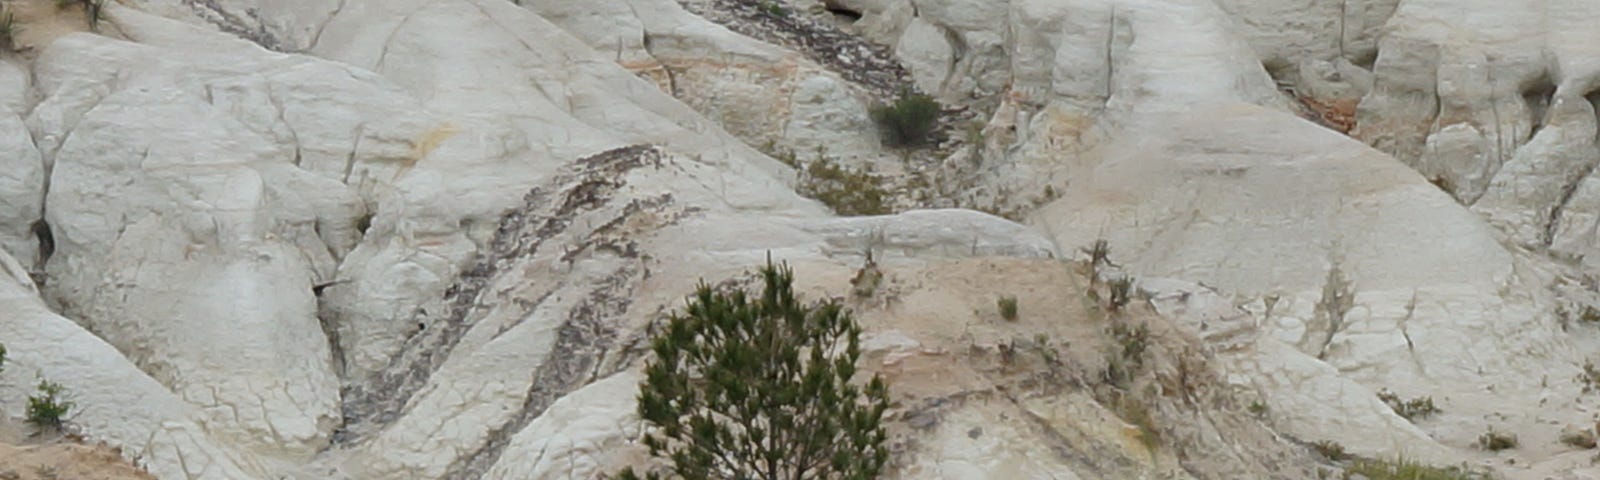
[7,0,1600,479]
[35,29,344,459]
[1034,104,1592,473]
[0,249,270,479]
[0,65,43,268]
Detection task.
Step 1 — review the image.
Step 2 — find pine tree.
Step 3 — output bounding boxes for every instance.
[617,260,891,480]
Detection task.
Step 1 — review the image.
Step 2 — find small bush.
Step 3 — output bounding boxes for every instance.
[27,379,73,433]
[758,0,786,16]
[1083,239,1115,272]
[1104,320,1150,387]
[616,260,890,480]
[1477,429,1518,451]
[797,157,889,216]
[1346,457,1482,480]
[0,342,7,373]
[1377,389,1440,421]
[997,295,1019,321]
[870,93,940,148]
[1032,334,1059,364]
[1247,400,1268,418]
[1108,276,1135,312]
[0,8,15,51]
[1309,440,1348,461]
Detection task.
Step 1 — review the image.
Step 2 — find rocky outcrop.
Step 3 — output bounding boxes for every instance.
[1034,104,1588,473]
[34,29,347,459]
[0,249,269,479]
[9,0,1600,479]
[0,60,43,269]
[1353,0,1600,209]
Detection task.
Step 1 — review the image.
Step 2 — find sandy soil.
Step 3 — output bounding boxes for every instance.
[0,418,152,480]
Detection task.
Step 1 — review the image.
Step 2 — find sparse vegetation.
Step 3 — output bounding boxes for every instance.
[1376,389,1440,421]
[869,92,940,148]
[1575,304,1600,323]
[1477,429,1518,451]
[997,295,1019,321]
[1247,400,1268,418]
[1310,440,1349,461]
[796,156,890,216]
[1083,239,1116,279]
[1107,276,1135,312]
[1032,334,1059,365]
[27,379,73,433]
[964,121,984,147]
[850,253,882,298]
[1104,320,1149,387]
[616,260,890,480]
[0,7,15,51]
[1344,457,1483,480]
[758,0,787,16]
[1579,361,1600,394]
[1110,393,1160,451]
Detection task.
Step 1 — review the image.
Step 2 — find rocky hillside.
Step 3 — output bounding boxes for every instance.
[2,0,1600,479]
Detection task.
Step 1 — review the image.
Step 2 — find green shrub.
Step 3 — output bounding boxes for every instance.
[0,8,15,51]
[1247,400,1268,418]
[869,93,940,148]
[758,0,786,16]
[797,157,889,216]
[27,379,73,432]
[616,260,891,480]
[1104,320,1150,388]
[997,295,1019,321]
[1345,457,1483,480]
[1108,276,1135,312]
[0,342,7,373]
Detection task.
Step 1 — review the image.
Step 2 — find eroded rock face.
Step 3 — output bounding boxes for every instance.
[1353,0,1600,209]
[8,0,1600,479]
[0,249,270,479]
[35,32,346,458]
[0,63,43,268]
[1034,105,1590,471]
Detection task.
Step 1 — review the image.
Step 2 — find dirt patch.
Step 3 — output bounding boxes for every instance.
[0,442,154,480]
[1,0,99,55]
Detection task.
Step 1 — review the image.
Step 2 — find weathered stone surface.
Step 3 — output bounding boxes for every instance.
[1035,104,1591,475]
[1354,0,1600,205]
[10,0,1600,479]
[0,249,270,480]
[1212,0,1400,72]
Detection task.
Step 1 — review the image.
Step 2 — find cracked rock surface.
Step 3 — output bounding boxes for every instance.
[7,0,1600,479]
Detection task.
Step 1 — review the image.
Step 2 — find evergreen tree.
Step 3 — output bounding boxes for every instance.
[617,260,891,480]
